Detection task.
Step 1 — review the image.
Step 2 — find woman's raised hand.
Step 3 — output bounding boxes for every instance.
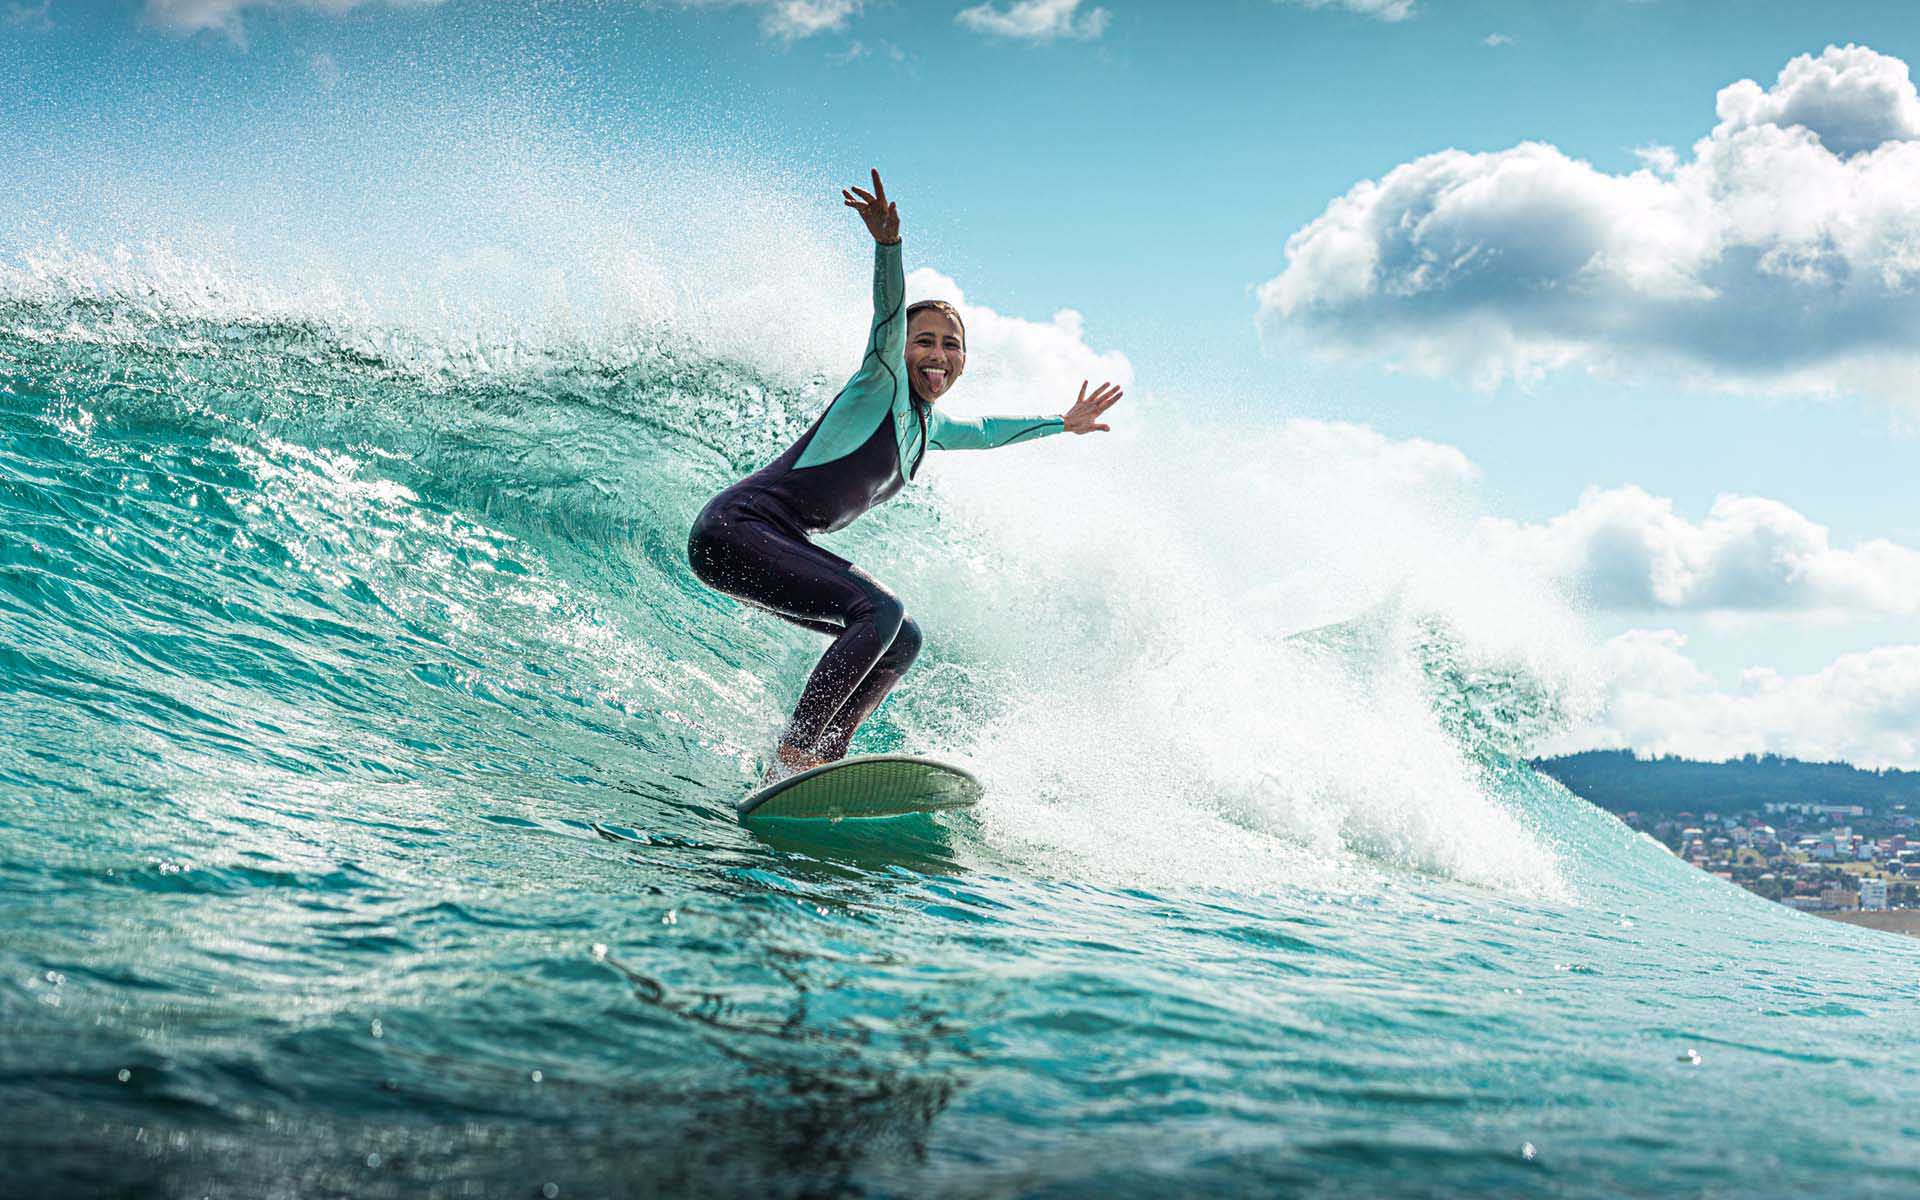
[843,169,900,245]
[1063,381,1123,434]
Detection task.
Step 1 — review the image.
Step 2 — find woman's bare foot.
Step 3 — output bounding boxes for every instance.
[762,743,827,785]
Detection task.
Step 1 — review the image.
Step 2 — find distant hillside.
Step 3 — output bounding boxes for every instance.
[1531,750,1920,816]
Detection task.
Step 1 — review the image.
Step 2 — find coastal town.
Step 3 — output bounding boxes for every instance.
[1532,750,1920,921]
[1613,801,1919,913]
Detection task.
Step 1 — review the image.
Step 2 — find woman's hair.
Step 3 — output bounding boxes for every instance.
[905,300,966,346]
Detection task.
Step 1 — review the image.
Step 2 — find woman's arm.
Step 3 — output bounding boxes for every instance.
[927,381,1124,451]
[844,169,905,365]
[927,411,1064,451]
[793,171,910,471]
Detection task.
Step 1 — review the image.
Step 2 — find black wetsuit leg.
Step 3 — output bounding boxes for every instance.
[813,615,921,760]
[688,491,916,755]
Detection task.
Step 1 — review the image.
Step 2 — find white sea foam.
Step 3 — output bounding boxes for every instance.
[3,99,1599,901]
[879,414,1597,900]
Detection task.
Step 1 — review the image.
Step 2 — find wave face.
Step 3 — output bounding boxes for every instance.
[6,153,1920,1199]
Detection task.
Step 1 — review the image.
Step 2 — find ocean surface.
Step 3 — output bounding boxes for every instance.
[6,163,1920,1199]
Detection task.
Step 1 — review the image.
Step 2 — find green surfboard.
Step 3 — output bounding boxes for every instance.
[738,754,982,822]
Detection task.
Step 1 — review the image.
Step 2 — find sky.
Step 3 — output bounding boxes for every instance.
[7,0,1920,766]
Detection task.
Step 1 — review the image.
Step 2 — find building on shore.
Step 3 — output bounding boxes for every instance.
[1862,878,1889,912]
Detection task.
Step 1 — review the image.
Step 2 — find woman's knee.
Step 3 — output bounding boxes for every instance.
[884,614,923,667]
[859,590,906,645]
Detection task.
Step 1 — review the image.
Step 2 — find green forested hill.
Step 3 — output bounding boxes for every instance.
[1531,750,1920,816]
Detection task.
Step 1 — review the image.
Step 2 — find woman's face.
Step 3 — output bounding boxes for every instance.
[905,309,966,402]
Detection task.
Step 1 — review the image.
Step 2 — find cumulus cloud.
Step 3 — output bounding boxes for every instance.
[668,0,860,42]
[759,0,858,40]
[1477,487,1920,617]
[1717,43,1920,157]
[1262,419,1479,492]
[309,50,341,88]
[1546,630,1920,769]
[1256,43,1920,403]
[5,0,53,31]
[144,0,439,43]
[146,0,863,44]
[906,266,1132,412]
[955,0,1108,42]
[1279,0,1416,21]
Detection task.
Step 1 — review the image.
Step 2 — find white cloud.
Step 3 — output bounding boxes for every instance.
[955,0,1108,42]
[1265,418,1480,491]
[760,0,857,41]
[1717,42,1920,158]
[144,0,439,43]
[906,266,1132,411]
[149,0,863,44]
[1484,32,1511,47]
[1477,486,1920,618]
[309,50,341,88]
[1255,44,1920,404]
[5,0,53,31]
[1280,0,1416,21]
[668,0,860,42]
[1544,630,1920,769]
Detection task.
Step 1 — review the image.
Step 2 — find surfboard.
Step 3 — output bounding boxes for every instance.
[738,754,981,822]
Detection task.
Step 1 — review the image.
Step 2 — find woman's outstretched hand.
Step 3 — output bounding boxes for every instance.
[843,168,900,245]
[1063,381,1123,433]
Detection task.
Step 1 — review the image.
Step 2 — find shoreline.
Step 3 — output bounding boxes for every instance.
[1813,910,1920,938]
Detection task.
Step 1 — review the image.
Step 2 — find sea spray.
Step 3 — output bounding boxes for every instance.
[8,118,1920,1200]
[880,416,1593,898]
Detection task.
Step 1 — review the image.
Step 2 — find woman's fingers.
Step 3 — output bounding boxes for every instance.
[1072,387,1115,413]
[870,168,886,204]
[848,186,876,204]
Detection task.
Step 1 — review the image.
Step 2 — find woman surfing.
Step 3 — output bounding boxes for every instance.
[688,169,1123,782]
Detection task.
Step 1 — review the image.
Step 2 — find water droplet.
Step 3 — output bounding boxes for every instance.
[116,1069,131,1083]
[1521,1141,1536,1161]
[542,1184,559,1199]
[591,944,607,960]
[1679,1048,1702,1065]
[370,1019,384,1039]
[530,1070,543,1084]
[366,1152,382,1169]
[661,910,677,926]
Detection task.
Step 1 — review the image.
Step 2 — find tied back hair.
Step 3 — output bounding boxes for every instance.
[905,299,965,346]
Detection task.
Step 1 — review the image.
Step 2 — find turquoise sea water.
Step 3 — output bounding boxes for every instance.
[6,209,1920,1199]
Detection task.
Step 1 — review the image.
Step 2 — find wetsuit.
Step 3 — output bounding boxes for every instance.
[688,239,1063,760]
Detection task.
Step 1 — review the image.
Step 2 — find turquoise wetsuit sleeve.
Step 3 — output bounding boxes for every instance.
[925,410,1066,451]
[793,240,908,471]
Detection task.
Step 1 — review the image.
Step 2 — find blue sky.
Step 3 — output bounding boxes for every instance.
[8,0,1920,764]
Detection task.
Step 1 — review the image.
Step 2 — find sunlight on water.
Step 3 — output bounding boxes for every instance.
[5,111,1920,1200]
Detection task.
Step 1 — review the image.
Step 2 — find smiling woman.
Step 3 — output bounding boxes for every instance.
[905,297,967,401]
[686,169,1122,781]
